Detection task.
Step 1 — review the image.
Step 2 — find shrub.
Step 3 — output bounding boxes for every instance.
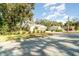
[55,30,62,32]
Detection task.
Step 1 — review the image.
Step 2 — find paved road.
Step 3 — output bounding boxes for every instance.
[0,33,79,56]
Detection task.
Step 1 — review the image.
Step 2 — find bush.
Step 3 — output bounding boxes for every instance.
[55,30,62,32]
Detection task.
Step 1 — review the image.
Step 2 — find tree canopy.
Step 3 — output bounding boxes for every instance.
[0,3,35,33]
[35,19,63,27]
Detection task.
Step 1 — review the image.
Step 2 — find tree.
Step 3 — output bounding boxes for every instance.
[72,17,79,30]
[64,17,79,31]
[35,19,53,27]
[51,21,63,26]
[0,3,35,32]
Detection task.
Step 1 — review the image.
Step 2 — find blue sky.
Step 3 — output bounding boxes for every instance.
[33,3,79,22]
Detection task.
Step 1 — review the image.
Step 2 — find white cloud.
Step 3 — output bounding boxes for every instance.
[45,11,65,20]
[54,12,61,16]
[44,3,56,8]
[45,15,55,19]
[56,4,65,12]
[50,6,56,10]
[63,15,68,20]
[49,4,65,17]
[44,9,65,20]
[46,12,61,19]
[49,4,65,11]
[42,12,46,16]
[61,15,69,23]
[42,3,67,23]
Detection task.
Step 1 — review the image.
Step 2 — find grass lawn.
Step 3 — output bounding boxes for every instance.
[0,30,79,41]
[0,31,48,41]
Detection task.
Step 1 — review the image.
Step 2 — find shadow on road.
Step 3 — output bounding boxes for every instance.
[0,36,79,56]
[59,33,79,39]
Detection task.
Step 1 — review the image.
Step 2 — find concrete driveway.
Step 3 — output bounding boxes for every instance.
[0,33,79,56]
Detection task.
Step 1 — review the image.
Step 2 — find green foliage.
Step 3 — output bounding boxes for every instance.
[0,3,35,34]
[35,19,63,27]
[64,17,79,30]
[64,21,75,26]
[55,30,62,32]
[35,19,53,27]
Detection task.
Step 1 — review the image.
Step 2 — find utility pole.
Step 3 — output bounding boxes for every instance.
[67,17,70,32]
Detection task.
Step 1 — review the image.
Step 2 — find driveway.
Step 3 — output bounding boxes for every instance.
[0,33,79,56]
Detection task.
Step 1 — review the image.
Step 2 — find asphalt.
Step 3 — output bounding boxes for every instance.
[0,33,79,56]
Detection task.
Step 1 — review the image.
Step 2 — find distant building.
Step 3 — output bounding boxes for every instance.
[63,26,75,31]
[48,26,64,31]
[35,24,47,32]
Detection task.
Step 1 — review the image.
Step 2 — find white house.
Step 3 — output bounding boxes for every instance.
[17,20,47,33]
[35,24,47,32]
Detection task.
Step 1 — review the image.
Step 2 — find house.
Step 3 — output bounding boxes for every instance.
[63,26,75,31]
[17,20,47,33]
[35,24,47,32]
[48,26,64,31]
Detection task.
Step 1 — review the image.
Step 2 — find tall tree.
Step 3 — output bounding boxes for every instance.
[0,3,35,32]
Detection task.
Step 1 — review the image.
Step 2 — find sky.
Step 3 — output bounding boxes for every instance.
[33,3,79,23]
